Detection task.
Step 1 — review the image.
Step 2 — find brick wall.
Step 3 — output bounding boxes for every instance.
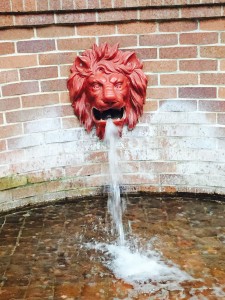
[0,1,225,211]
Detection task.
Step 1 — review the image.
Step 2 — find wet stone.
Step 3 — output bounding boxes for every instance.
[0,194,224,299]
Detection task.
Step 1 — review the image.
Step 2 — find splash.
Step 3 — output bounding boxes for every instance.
[104,118,125,245]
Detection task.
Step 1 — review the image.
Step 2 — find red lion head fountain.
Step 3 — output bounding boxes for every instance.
[67,43,147,139]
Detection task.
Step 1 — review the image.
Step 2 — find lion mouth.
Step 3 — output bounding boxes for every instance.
[93,108,124,121]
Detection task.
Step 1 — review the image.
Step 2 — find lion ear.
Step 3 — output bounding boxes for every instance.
[75,56,90,73]
[123,52,140,68]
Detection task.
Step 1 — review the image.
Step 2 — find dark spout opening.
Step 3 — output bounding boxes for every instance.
[93,108,124,121]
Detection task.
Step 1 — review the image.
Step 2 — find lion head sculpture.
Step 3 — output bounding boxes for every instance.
[67,43,147,139]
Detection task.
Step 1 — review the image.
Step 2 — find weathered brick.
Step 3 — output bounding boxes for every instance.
[0,42,15,55]
[159,100,197,111]
[180,32,218,45]
[143,60,177,72]
[17,40,55,53]
[181,6,221,18]
[56,12,96,24]
[37,26,75,38]
[0,70,18,84]
[0,97,20,111]
[117,22,157,34]
[199,100,225,112]
[49,0,61,10]
[160,46,197,59]
[140,8,179,20]
[179,87,217,99]
[0,55,38,69]
[147,87,177,99]
[200,73,225,85]
[20,66,58,80]
[41,79,67,92]
[0,124,23,139]
[179,60,217,71]
[99,36,137,48]
[24,118,61,134]
[75,0,87,9]
[87,0,100,9]
[8,134,44,150]
[22,93,60,108]
[98,10,137,22]
[160,74,198,86]
[0,28,34,40]
[200,18,225,31]
[36,0,48,11]
[15,14,54,26]
[201,46,225,58]
[218,114,225,125]
[6,108,44,123]
[159,20,197,32]
[2,81,39,97]
[140,34,178,46]
[57,37,95,51]
[100,0,113,8]
[39,52,75,65]
[143,100,158,112]
[0,15,14,27]
[0,140,6,151]
[77,24,115,36]
[61,0,74,10]
[62,117,80,129]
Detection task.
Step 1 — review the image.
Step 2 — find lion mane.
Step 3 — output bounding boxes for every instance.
[67,43,147,139]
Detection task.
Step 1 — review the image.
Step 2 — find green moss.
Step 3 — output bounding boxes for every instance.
[0,175,27,191]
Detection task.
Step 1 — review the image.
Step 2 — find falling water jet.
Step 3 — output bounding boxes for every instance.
[104,118,126,245]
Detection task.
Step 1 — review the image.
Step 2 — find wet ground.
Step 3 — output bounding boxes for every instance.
[0,193,225,300]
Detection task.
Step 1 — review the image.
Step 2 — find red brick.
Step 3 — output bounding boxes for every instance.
[41,79,67,92]
[100,0,113,8]
[0,97,20,111]
[221,60,225,71]
[201,46,225,58]
[140,34,178,46]
[17,40,55,53]
[57,37,95,51]
[11,0,23,12]
[0,42,15,55]
[218,114,225,125]
[0,15,14,27]
[160,46,197,59]
[15,14,54,26]
[75,0,87,9]
[49,0,61,10]
[6,108,45,123]
[0,150,25,166]
[20,66,58,80]
[59,91,70,103]
[37,26,75,38]
[77,24,115,36]
[0,28,34,40]
[140,8,179,20]
[2,81,39,97]
[22,93,60,108]
[179,87,217,99]
[87,0,100,9]
[99,36,137,48]
[143,100,158,112]
[125,48,157,60]
[200,73,225,85]
[199,100,225,112]
[0,70,18,84]
[23,0,36,11]
[147,87,177,99]
[0,1,11,12]
[159,20,197,32]
[160,74,198,86]
[0,55,38,69]
[219,88,225,99]
[98,10,137,22]
[146,75,158,86]
[0,124,23,139]
[181,6,221,19]
[221,33,225,43]
[0,114,3,125]
[180,32,218,45]
[117,22,156,34]
[62,117,80,129]
[61,0,74,10]
[143,60,177,73]
[36,0,48,11]
[56,12,96,24]
[200,19,225,31]
[39,52,75,65]
[179,59,217,71]
[0,140,6,151]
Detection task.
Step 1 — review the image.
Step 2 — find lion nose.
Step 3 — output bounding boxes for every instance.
[103,85,116,104]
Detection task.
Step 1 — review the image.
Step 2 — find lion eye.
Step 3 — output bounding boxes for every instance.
[92,83,101,90]
[115,82,122,89]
